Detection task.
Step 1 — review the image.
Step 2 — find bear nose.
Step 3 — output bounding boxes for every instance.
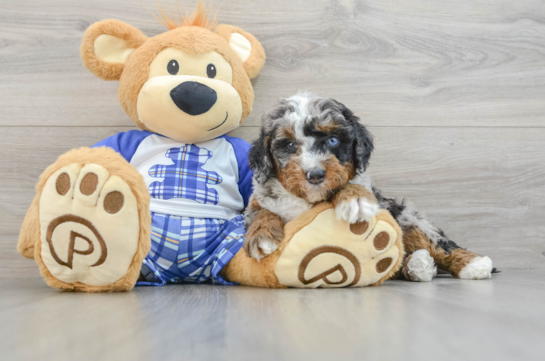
[170,81,217,116]
[306,169,326,185]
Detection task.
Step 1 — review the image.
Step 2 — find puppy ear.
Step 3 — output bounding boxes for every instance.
[81,19,147,81]
[336,101,374,174]
[214,24,266,79]
[249,128,274,184]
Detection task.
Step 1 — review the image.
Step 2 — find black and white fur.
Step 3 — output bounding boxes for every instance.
[244,92,495,281]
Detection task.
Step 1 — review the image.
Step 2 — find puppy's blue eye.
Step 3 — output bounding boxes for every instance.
[328,137,339,146]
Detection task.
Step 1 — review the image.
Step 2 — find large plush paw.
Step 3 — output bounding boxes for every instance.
[335,196,380,224]
[458,256,493,280]
[39,163,142,288]
[405,249,437,282]
[275,205,403,288]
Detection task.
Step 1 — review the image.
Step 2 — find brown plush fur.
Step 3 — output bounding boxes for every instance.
[80,19,148,81]
[18,193,41,259]
[398,227,485,279]
[214,24,266,80]
[18,147,151,292]
[153,1,217,30]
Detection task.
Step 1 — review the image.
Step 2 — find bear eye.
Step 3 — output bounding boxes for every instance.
[167,60,179,75]
[328,137,339,147]
[207,64,216,78]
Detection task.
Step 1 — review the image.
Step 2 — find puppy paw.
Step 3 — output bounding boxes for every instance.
[335,197,380,224]
[458,256,493,280]
[244,215,284,261]
[244,234,280,261]
[405,249,437,282]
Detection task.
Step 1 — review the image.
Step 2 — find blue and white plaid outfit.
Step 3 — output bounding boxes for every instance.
[138,213,246,285]
[93,131,253,286]
[148,145,223,205]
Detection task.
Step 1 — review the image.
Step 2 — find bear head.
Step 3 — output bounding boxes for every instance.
[80,2,265,143]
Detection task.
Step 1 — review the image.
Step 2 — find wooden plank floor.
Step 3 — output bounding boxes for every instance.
[2,272,544,361]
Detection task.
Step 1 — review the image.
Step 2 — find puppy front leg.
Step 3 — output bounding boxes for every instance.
[332,184,380,224]
[243,200,285,261]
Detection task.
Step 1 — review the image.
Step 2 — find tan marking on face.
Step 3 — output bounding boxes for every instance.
[276,160,308,199]
[274,152,355,203]
[323,156,354,193]
[278,127,295,140]
[315,122,340,134]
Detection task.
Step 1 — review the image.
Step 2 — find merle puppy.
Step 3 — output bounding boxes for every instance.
[243,92,495,282]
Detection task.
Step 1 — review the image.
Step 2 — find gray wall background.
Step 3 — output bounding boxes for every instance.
[1,0,544,278]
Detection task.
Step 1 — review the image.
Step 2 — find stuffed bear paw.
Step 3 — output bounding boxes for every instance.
[38,163,142,290]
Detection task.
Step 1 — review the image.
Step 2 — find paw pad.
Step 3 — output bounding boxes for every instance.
[376,257,393,273]
[56,173,70,195]
[80,172,98,195]
[104,191,124,214]
[373,232,390,250]
[275,207,402,288]
[349,221,369,235]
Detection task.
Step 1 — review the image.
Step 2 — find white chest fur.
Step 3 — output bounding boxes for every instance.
[253,179,312,224]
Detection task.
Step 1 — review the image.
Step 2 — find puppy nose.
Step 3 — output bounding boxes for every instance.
[306,169,326,184]
[170,81,217,116]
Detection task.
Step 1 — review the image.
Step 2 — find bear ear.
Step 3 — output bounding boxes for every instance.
[214,24,266,79]
[81,19,148,81]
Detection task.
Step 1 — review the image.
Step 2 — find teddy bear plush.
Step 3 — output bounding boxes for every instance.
[17,3,404,291]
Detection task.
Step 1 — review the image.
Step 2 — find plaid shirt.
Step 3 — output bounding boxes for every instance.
[148,144,223,205]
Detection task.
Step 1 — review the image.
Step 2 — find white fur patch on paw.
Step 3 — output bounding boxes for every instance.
[258,238,278,257]
[248,237,279,262]
[458,256,493,280]
[335,197,380,224]
[407,249,437,282]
